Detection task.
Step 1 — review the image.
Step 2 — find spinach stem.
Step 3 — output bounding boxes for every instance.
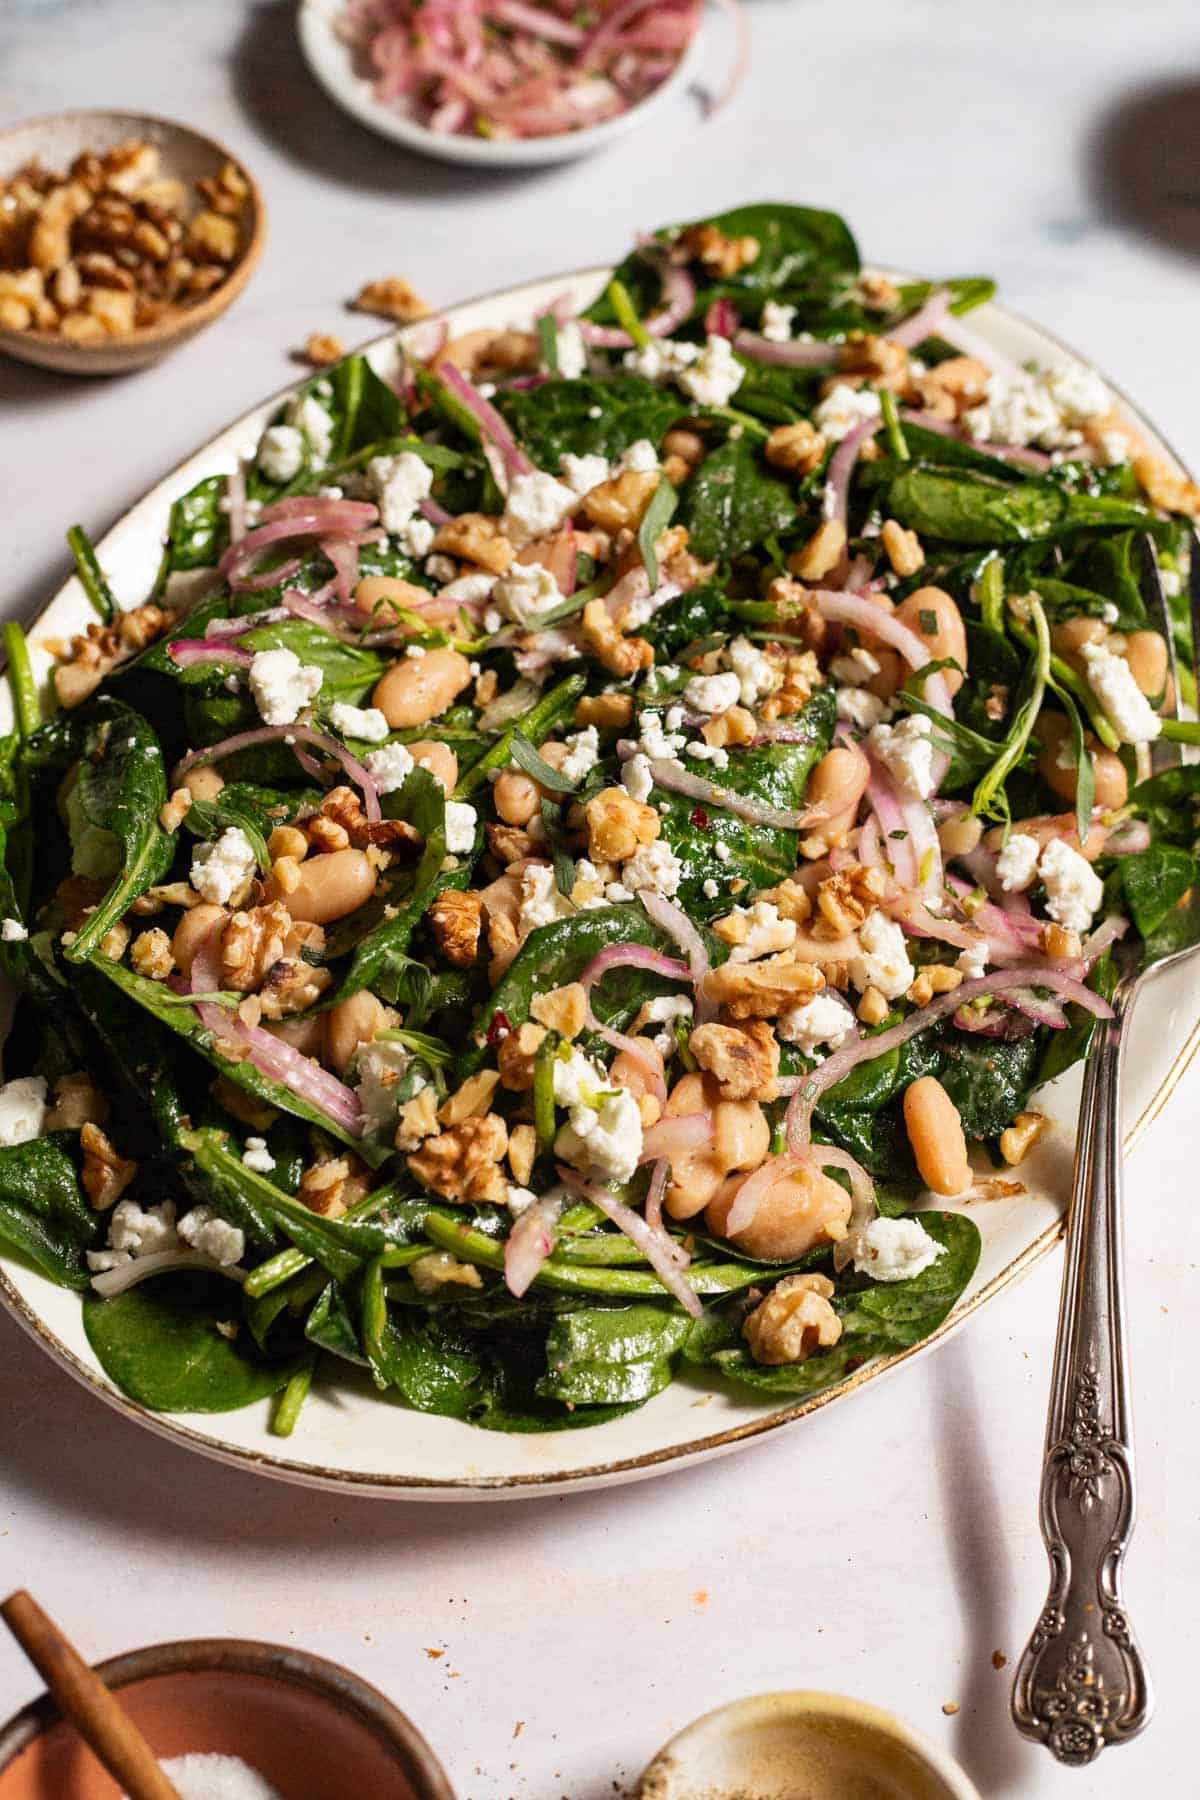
[453,672,586,798]
[606,278,650,349]
[242,1180,407,1297]
[973,595,1050,822]
[707,406,771,441]
[1008,608,1120,751]
[270,1356,316,1437]
[3,624,40,740]
[879,390,909,461]
[67,525,116,624]
[1160,719,1200,745]
[977,554,1005,636]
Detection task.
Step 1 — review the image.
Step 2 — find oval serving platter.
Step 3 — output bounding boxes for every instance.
[2,266,1198,1499]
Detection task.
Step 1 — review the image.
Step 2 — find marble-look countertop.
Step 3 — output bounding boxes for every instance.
[3,2,1200,1793]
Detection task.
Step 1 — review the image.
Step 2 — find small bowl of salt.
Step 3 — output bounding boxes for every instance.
[0,1637,455,1799]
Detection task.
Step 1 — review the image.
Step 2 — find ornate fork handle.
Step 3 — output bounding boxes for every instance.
[1012,985,1153,1764]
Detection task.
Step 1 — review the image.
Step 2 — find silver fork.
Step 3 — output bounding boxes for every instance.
[1011,530,1200,1765]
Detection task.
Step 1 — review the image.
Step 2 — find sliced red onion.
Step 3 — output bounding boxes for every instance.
[900,409,1052,472]
[636,889,714,1022]
[936,311,1025,382]
[645,758,821,830]
[174,724,382,821]
[90,1250,246,1298]
[809,589,955,721]
[504,1190,567,1297]
[603,567,681,624]
[823,413,883,528]
[639,246,697,336]
[998,988,1069,1028]
[419,495,453,527]
[844,552,876,593]
[639,1113,712,1163]
[952,1000,1036,1040]
[705,298,739,338]
[785,965,1114,1154]
[820,1144,878,1274]
[592,1019,667,1101]
[481,439,513,500]
[1080,914,1129,968]
[435,360,532,478]
[167,641,252,669]
[1104,820,1151,856]
[580,944,692,988]
[887,287,952,349]
[320,534,360,605]
[489,0,584,45]
[555,1165,701,1317]
[723,1151,801,1237]
[866,765,917,888]
[219,503,378,589]
[226,464,248,544]
[733,331,841,368]
[645,1157,669,1231]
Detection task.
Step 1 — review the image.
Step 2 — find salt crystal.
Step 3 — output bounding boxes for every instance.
[123,1753,282,1800]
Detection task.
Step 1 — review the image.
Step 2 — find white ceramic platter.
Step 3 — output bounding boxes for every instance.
[3,265,1198,1500]
[297,0,704,168]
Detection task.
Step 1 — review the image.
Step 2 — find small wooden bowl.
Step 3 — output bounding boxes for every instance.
[0,1638,456,1798]
[0,110,265,376]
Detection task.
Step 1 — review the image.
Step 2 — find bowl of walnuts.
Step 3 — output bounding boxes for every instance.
[0,109,265,376]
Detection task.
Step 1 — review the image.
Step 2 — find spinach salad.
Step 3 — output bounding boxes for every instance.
[3,200,1198,1436]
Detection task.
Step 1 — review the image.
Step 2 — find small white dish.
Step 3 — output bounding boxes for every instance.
[637,1691,981,1800]
[297,0,705,168]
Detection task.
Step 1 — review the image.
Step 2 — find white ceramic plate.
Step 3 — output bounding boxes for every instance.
[297,0,704,168]
[3,266,1198,1500]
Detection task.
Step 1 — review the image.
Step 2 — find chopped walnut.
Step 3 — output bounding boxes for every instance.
[756,878,813,924]
[701,705,756,749]
[80,1122,137,1211]
[406,1114,509,1204]
[219,902,293,992]
[432,512,514,574]
[701,953,825,1021]
[856,271,901,310]
[297,1156,369,1219]
[906,963,964,1006]
[789,519,847,582]
[575,691,633,731]
[999,1109,1047,1167]
[439,1069,502,1125]
[395,1085,440,1152]
[430,888,483,969]
[585,786,660,863]
[159,787,193,833]
[300,331,343,367]
[1132,452,1200,519]
[44,1072,109,1132]
[815,864,885,937]
[743,1272,842,1366]
[880,519,924,577]
[581,599,654,678]
[410,1252,484,1296]
[856,986,889,1026]
[440,326,538,376]
[678,223,759,277]
[52,603,175,708]
[350,276,431,322]
[99,921,131,962]
[508,1121,537,1187]
[130,927,174,981]
[1041,922,1082,961]
[497,1021,547,1091]
[259,955,332,1019]
[838,333,909,390]
[580,470,659,533]
[765,420,827,476]
[912,355,991,415]
[530,982,587,1039]
[689,1020,780,1101]
[759,646,821,722]
[485,821,538,867]
[314,785,419,853]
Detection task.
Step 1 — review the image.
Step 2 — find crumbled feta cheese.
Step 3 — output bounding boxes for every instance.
[760,301,797,344]
[506,1185,538,1216]
[248,647,323,726]
[426,553,457,584]
[328,701,390,743]
[714,840,732,864]
[0,1075,46,1147]
[813,383,882,442]
[257,425,303,483]
[406,644,426,660]
[684,671,741,716]
[354,1039,418,1134]
[1038,837,1104,933]
[665,706,685,732]
[956,941,989,980]
[829,647,882,685]
[677,334,744,409]
[559,726,599,784]
[1079,641,1162,745]
[289,393,335,465]
[552,1045,606,1108]
[492,560,560,624]
[617,438,661,474]
[685,741,730,769]
[605,881,633,903]
[1160,569,1183,599]
[571,858,609,909]
[728,901,797,963]
[190,827,257,906]
[962,361,1108,453]
[848,910,915,999]
[444,802,478,854]
[778,993,855,1057]
[109,1199,179,1257]
[363,740,415,795]
[726,635,777,708]
[368,451,434,534]
[555,1084,643,1184]
[854,1215,945,1282]
[995,833,1041,894]
[242,1136,276,1174]
[401,516,436,560]
[701,878,719,900]
[623,338,699,382]
[1098,430,1130,467]
[178,1206,246,1267]
[1,918,27,941]
[869,713,936,798]
[556,320,587,380]
[560,452,610,497]
[439,572,496,604]
[622,753,654,803]
[502,471,577,546]
[635,710,686,762]
[638,993,694,1054]
[519,862,575,935]
[1041,360,1110,424]
[623,838,682,898]
[836,687,891,730]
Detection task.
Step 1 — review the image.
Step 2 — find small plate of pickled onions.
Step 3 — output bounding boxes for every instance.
[297,0,744,166]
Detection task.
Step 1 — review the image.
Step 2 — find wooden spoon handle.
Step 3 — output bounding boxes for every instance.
[1,1591,184,1800]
